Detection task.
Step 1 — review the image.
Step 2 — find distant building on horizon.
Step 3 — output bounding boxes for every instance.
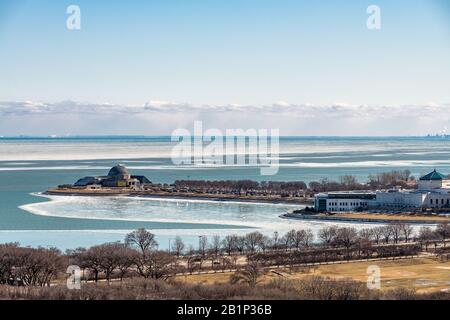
[314,169,450,212]
[74,164,151,188]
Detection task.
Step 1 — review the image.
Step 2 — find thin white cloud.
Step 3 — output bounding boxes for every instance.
[1,100,450,118]
[0,100,449,136]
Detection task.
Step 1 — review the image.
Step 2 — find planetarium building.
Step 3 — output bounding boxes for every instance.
[74,165,151,188]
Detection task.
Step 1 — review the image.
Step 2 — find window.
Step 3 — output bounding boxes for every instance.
[430,199,433,205]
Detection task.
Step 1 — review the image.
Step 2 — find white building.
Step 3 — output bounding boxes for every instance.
[418,169,450,190]
[314,169,450,212]
[375,189,426,209]
[314,192,377,212]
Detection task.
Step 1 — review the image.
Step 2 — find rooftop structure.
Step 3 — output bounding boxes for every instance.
[419,169,447,181]
[418,169,450,190]
[108,165,131,179]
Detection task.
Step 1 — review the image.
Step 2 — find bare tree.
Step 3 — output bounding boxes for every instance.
[339,175,358,188]
[124,229,176,280]
[125,228,158,258]
[335,227,358,259]
[148,251,175,279]
[302,229,314,247]
[133,249,174,279]
[418,227,435,251]
[285,229,314,250]
[210,235,221,257]
[297,276,367,300]
[359,228,373,242]
[14,247,64,287]
[235,236,246,254]
[95,242,129,283]
[436,222,450,246]
[229,263,264,288]
[400,224,414,243]
[318,226,338,246]
[380,226,393,244]
[76,246,102,283]
[0,243,18,284]
[259,235,272,253]
[284,230,296,249]
[372,227,384,244]
[245,232,264,253]
[272,231,280,250]
[171,236,185,258]
[222,235,238,256]
[116,245,137,281]
[199,236,208,257]
[390,223,403,244]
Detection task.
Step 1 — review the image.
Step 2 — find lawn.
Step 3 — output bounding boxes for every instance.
[337,213,450,222]
[177,257,450,293]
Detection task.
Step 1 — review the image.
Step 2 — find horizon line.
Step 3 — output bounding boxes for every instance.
[0,134,448,139]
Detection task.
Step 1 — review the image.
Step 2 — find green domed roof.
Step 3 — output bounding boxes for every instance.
[419,169,447,181]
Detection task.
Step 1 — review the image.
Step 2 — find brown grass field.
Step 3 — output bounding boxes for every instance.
[177,257,450,293]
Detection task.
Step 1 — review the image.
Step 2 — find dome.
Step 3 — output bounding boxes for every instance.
[108,165,129,177]
[419,169,447,181]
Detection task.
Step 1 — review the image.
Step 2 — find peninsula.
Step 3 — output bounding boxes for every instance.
[46,165,311,205]
[46,166,450,224]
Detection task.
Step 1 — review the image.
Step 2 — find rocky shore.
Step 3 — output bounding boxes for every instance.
[45,188,312,205]
[281,212,450,225]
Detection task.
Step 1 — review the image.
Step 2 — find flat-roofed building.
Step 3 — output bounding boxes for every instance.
[314,192,376,212]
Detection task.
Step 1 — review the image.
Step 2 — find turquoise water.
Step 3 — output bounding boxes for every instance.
[1,136,448,249]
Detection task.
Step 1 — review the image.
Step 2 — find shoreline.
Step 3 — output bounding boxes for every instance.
[44,189,311,206]
[281,212,450,225]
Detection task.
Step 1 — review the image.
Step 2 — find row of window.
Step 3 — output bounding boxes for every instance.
[383,204,415,208]
[328,201,362,207]
[328,208,351,212]
[430,198,450,205]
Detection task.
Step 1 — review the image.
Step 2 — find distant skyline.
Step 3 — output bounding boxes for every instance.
[1,0,450,135]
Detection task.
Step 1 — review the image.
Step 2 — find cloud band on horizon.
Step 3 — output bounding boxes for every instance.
[0,100,449,136]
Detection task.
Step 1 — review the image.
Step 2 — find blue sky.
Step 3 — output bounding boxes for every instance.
[0,0,450,135]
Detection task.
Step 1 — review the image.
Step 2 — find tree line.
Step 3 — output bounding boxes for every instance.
[171,170,416,196]
[1,222,448,287]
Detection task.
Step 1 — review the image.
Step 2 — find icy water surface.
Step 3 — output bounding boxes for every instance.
[1,136,446,249]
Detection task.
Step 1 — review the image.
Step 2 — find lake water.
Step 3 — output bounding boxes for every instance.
[0,136,448,250]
